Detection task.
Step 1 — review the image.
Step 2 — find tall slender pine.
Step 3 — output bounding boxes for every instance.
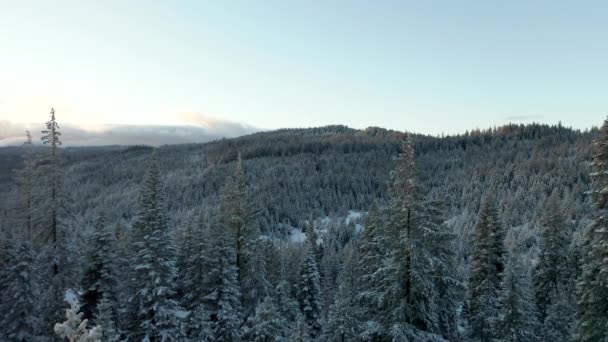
[469,196,505,342]
[128,152,182,341]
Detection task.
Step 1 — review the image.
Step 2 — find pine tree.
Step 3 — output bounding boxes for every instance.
[203,205,243,342]
[80,216,119,323]
[534,190,570,321]
[244,237,272,314]
[39,108,71,336]
[176,214,212,338]
[495,254,539,342]
[274,280,300,330]
[128,152,182,341]
[469,196,505,342]
[382,134,446,339]
[422,196,462,341]
[323,244,361,342]
[221,154,262,315]
[385,134,421,333]
[241,296,288,341]
[95,294,121,342]
[542,286,575,342]
[304,216,322,265]
[356,202,387,340]
[576,118,608,342]
[320,242,339,321]
[176,215,208,309]
[16,131,35,240]
[290,314,311,342]
[40,108,62,275]
[0,239,39,340]
[296,243,322,339]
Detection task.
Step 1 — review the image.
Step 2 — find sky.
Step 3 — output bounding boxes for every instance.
[1,0,607,144]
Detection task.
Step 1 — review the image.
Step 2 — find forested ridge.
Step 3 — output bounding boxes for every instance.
[1,111,606,341]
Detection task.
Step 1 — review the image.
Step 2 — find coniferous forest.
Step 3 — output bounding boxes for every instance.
[2,109,608,341]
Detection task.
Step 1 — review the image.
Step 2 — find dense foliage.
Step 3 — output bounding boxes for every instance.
[0,113,602,341]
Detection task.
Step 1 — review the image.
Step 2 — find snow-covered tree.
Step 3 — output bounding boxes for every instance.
[80,215,119,323]
[176,214,213,338]
[323,244,361,342]
[380,134,448,339]
[54,292,102,342]
[16,131,35,240]
[40,108,62,275]
[274,280,300,331]
[128,152,182,341]
[241,296,288,341]
[542,286,575,342]
[534,190,570,321]
[356,202,387,340]
[243,237,272,315]
[422,196,462,341]
[495,254,539,342]
[469,196,505,342]
[0,239,39,340]
[95,294,121,342]
[304,216,322,265]
[290,314,310,342]
[203,204,244,342]
[38,108,73,336]
[576,118,608,342]
[296,243,322,339]
[220,154,263,315]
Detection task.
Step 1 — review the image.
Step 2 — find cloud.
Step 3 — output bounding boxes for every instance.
[0,117,258,147]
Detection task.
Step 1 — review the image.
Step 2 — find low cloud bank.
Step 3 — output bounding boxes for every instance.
[0,120,258,147]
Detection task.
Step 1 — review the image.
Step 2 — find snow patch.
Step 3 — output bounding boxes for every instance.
[290,228,306,244]
[344,210,363,225]
[64,288,79,307]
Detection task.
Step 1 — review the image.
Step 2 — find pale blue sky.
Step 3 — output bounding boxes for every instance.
[1,0,607,135]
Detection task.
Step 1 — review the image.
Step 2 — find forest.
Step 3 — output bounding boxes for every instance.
[0,109,607,342]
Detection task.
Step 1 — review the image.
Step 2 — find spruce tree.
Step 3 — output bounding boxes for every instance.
[80,216,119,323]
[323,244,361,342]
[576,118,608,342]
[422,196,462,341]
[40,108,62,275]
[241,296,288,341]
[128,152,182,341]
[202,192,244,341]
[274,280,300,331]
[290,314,311,342]
[207,216,243,342]
[16,131,35,240]
[356,202,387,340]
[542,286,575,342]
[0,239,39,340]
[176,214,208,309]
[383,134,446,339]
[39,108,71,336]
[469,196,505,342]
[296,243,322,339]
[495,254,539,342]
[221,154,262,315]
[95,294,121,342]
[534,190,570,321]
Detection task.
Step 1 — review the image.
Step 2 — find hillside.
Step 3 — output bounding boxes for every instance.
[0,123,594,239]
[0,122,599,340]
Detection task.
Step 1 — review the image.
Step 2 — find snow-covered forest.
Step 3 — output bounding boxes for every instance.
[1,109,607,341]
